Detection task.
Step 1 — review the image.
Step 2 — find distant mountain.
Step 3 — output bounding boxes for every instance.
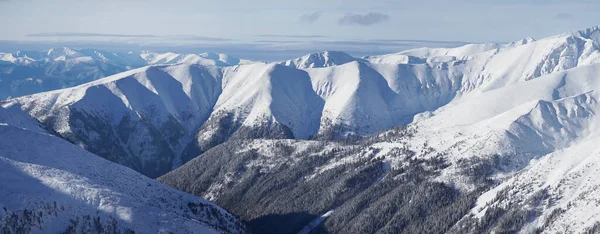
[140,51,255,66]
[0,105,247,233]
[0,48,253,99]
[278,51,359,69]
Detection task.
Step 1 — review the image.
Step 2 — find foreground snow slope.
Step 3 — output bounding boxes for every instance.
[0,105,247,233]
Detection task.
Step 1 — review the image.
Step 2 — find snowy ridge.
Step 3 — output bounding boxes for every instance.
[0,105,247,233]
[383,64,599,189]
[3,48,250,67]
[4,58,465,176]
[391,37,536,60]
[140,51,255,66]
[308,61,398,137]
[4,64,224,177]
[199,63,323,142]
[362,53,425,64]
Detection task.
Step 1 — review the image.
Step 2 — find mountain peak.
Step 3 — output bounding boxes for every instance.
[139,51,246,66]
[307,51,353,59]
[572,25,600,41]
[280,51,358,69]
[509,37,536,46]
[46,47,80,58]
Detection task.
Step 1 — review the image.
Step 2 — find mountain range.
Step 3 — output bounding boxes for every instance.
[2,25,600,233]
[0,48,254,99]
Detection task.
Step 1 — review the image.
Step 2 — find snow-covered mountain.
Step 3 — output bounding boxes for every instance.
[4,25,600,233]
[2,59,456,177]
[5,26,600,179]
[0,105,247,233]
[159,63,600,233]
[156,26,600,234]
[0,48,252,99]
[3,64,224,178]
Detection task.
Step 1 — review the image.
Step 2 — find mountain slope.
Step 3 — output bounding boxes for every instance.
[466,134,600,234]
[308,61,398,137]
[3,64,223,178]
[196,63,324,149]
[0,105,247,233]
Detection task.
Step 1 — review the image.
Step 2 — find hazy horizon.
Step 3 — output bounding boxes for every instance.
[1,0,599,60]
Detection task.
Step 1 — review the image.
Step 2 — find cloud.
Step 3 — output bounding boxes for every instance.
[466,0,600,5]
[554,13,573,20]
[27,33,231,41]
[165,35,232,41]
[300,12,322,24]
[258,34,325,38]
[27,32,157,38]
[338,12,390,26]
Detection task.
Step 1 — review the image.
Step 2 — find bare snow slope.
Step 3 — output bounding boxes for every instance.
[197,63,324,149]
[0,105,247,234]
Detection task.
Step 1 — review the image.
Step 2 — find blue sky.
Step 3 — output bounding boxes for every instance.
[0,0,598,60]
[1,0,598,42]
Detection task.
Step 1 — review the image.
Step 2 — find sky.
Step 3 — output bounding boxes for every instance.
[0,0,599,60]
